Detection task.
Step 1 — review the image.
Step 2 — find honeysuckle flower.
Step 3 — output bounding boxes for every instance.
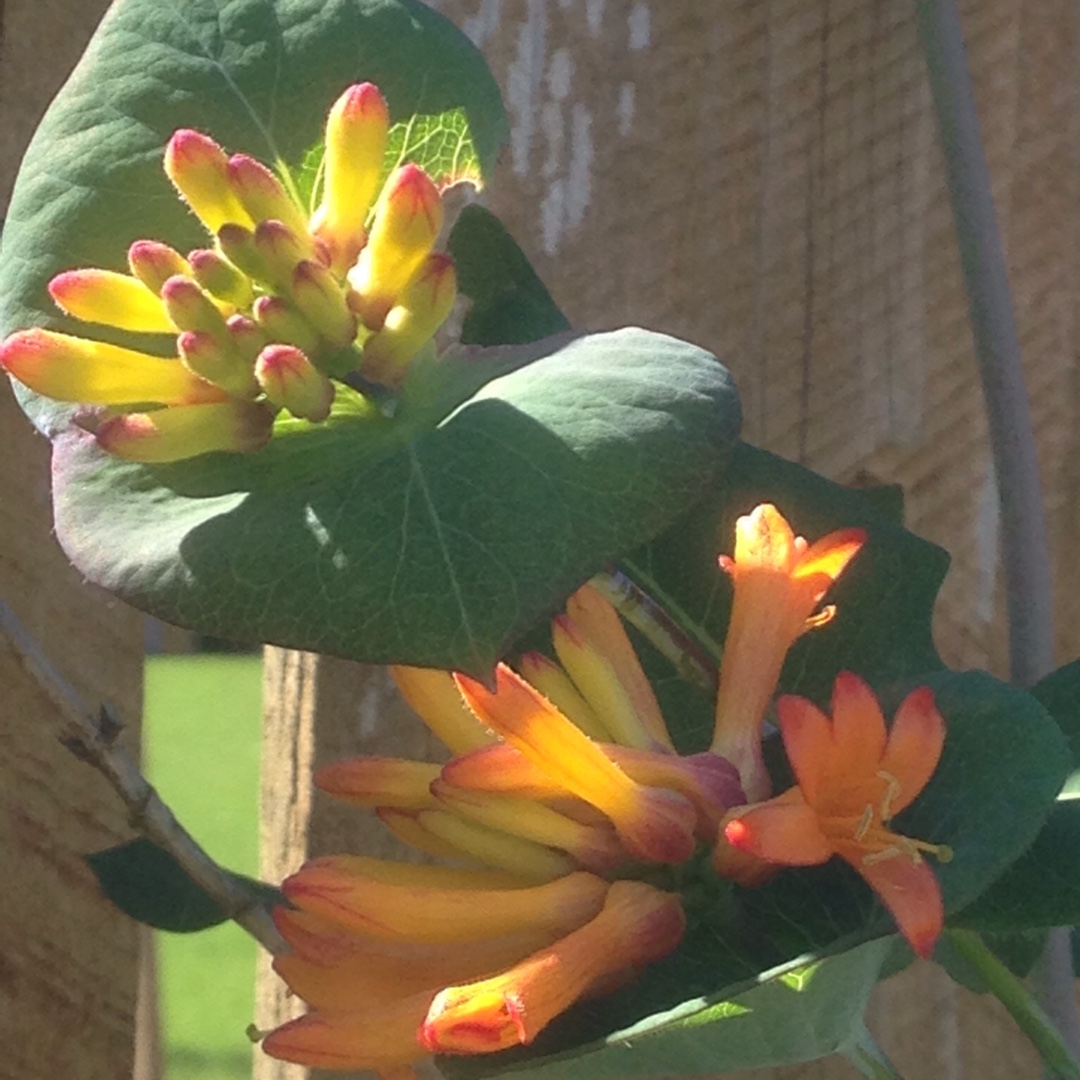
[1,82,461,463]
[719,671,949,958]
[710,504,866,800]
[420,880,686,1054]
[262,583,752,1074]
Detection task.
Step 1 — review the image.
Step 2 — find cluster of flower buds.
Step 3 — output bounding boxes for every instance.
[0,83,459,463]
[262,583,744,1074]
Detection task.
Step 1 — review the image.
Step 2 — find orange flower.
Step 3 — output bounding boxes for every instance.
[1,83,459,463]
[711,504,866,800]
[264,583,739,1075]
[720,671,949,958]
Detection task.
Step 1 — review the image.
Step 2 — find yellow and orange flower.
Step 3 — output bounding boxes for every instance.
[719,671,949,958]
[0,82,459,464]
[262,582,744,1075]
[710,504,865,800]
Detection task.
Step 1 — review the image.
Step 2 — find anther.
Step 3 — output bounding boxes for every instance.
[854,805,874,841]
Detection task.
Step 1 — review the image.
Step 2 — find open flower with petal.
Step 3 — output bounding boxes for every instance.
[710,504,866,800]
[1,82,462,463]
[719,671,949,958]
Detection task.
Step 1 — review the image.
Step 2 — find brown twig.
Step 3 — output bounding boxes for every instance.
[0,596,286,955]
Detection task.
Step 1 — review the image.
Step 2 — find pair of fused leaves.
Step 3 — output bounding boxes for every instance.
[11,0,1074,1077]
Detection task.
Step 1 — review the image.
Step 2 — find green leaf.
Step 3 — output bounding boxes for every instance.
[86,837,282,933]
[449,205,571,346]
[953,658,1080,931]
[441,940,893,1080]
[0,0,507,436]
[444,669,1068,1078]
[53,329,742,673]
[1031,659,1080,767]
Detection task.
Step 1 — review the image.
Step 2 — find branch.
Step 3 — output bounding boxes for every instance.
[591,566,718,696]
[0,596,287,956]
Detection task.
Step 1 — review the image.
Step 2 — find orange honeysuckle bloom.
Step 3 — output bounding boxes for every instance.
[265,583,733,1075]
[720,671,949,959]
[710,504,866,801]
[420,880,686,1054]
[2,83,460,463]
[456,664,697,864]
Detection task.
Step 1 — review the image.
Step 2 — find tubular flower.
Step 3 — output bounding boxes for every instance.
[263,583,753,1074]
[0,82,460,463]
[710,504,866,800]
[719,671,950,959]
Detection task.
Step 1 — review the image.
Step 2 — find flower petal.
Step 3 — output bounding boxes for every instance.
[792,527,866,587]
[880,686,946,816]
[95,401,272,462]
[0,329,226,406]
[314,757,441,809]
[441,742,567,799]
[827,671,888,790]
[556,584,675,752]
[456,666,696,864]
[49,269,175,334]
[845,849,943,959]
[262,993,432,1071]
[774,694,834,806]
[412,808,577,881]
[285,863,608,943]
[722,796,833,866]
[420,881,684,1054]
[390,666,497,754]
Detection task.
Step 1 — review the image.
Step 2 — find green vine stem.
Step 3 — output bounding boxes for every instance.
[914,0,1076,1059]
[948,931,1080,1080]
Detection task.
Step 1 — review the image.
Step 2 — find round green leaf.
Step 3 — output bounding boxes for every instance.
[52,329,741,672]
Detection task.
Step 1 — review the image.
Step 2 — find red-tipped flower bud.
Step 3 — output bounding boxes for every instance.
[292,259,356,348]
[164,130,252,233]
[252,296,320,354]
[178,330,259,399]
[128,240,191,293]
[253,219,316,290]
[312,82,390,275]
[227,153,308,236]
[346,164,443,330]
[255,344,335,422]
[188,248,253,308]
[48,269,174,335]
[226,313,269,363]
[160,275,230,338]
[96,401,273,462]
[217,223,270,284]
[360,253,457,386]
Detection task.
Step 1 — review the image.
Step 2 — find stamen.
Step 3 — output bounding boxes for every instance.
[854,805,873,841]
[876,770,902,821]
[862,845,903,865]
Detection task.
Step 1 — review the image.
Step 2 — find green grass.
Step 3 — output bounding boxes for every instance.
[143,654,264,1080]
